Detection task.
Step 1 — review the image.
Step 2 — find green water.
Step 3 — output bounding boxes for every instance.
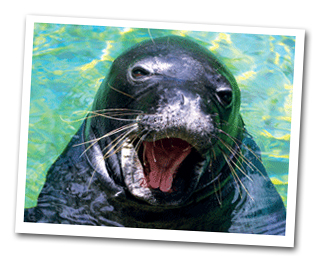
[25,23,295,208]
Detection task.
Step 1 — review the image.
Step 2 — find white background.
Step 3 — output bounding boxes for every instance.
[1,0,321,265]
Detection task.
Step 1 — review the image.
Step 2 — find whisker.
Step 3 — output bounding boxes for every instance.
[216,118,275,158]
[211,147,222,204]
[211,141,217,162]
[218,130,267,179]
[75,122,136,147]
[221,149,254,201]
[143,139,147,166]
[62,108,143,123]
[102,128,134,154]
[76,123,137,158]
[93,108,143,113]
[87,127,135,190]
[209,159,222,206]
[59,114,89,123]
[108,83,136,100]
[87,169,97,190]
[148,28,155,45]
[151,134,157,162]
[88,110,138,122]
[216,137,253,182]
[131,130,149,183]
[221,150,242,198]
[85,128,135,190]
[193,147,223,199]
[85,129,135,190]
[103,127,137,160]
[134,131,148,153]
[100,112,142,117]
[153,134,156,147]
[152,143,157,163]
[160,138,168,154]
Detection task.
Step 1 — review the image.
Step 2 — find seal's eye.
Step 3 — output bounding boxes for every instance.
[216,87,233,107]
[131,67,150,79]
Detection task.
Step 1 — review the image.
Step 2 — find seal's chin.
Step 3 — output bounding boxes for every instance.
[122,137,205,207]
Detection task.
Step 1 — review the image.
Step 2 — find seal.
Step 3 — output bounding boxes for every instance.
[24,36,286,234]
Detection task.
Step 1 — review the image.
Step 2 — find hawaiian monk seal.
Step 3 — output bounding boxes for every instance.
[24,36,286,234]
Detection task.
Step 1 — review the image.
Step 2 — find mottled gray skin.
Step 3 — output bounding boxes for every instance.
[24,36,286,234]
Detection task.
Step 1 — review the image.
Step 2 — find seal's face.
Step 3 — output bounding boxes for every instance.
[86,36,243,207]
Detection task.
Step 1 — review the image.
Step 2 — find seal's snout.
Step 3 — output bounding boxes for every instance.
[137,89,214,153]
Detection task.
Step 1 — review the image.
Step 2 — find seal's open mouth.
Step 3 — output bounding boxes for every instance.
[122,135,205,206]
[139,138,192,193]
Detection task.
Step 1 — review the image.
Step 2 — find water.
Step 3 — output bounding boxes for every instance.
[25,23,295,208]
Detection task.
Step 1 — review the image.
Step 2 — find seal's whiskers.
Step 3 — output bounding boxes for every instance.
[152,134,157,163]
[152,144,157,163]
[86,126,137,189]
[63,108,142,124]
[143,139,147,166]
[209,158,222,206]
[218,130,267,180]
[94,108,143,113]
[88,110,138,122]
[217,137,253,182]
[134,130,149,154]
[131,131,150,183]
[221,149,254,201]
[108,83,136,100]
[216,120,266,168]
[211,147,223,205]
[77,123,137,158]
[221,149,242,198]
[148,29,156,45]
[103,127,137,160]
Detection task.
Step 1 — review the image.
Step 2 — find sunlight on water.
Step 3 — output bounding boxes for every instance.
[25,23,295,208]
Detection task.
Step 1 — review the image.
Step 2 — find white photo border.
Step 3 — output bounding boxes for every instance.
[15,15,305,248]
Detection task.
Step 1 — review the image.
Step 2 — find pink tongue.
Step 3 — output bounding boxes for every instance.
[142,138,191,192]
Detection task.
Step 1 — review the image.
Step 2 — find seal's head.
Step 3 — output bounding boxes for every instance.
[85,36,243,207]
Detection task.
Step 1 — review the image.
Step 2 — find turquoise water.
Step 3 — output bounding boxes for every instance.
[25,23,295,208]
